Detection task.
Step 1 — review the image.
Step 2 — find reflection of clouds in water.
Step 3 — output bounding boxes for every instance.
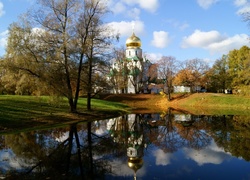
[153,149,173,166]
[95,127,107,135]
[54,129,89,152]
[94,121,109,136]
[55,132,69,142]
[109,159,146,177]
[106,118,116,131]
[183,140,232,166]
[0,149,31,171]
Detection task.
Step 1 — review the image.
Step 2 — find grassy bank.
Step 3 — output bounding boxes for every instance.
[168,93,250,115]
[102,93,250,115]
[1,93,250,133]
[0,95,130,133]
[174,93,250,108]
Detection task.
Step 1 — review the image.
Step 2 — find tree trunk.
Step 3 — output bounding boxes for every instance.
[73,53,84,111]
[87,122,94,179]
[167,91,171,101]
[87,92,91,110]
[68,97,77,113]
[66,124,74,177]
[166,79,171,101]
[87,55,93,110]
[73,125,84,178]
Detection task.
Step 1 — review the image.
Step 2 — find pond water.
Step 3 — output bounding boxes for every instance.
[1,109,250,179]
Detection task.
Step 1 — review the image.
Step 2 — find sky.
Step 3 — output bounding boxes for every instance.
[1,0,250,65]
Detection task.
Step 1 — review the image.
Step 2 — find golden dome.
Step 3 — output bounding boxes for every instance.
[128,157,143,173]
[126,33,141,48]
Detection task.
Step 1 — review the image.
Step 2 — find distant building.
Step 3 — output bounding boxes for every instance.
[148,83,166,94]
[174,86,191,93]
[173,85,205,93]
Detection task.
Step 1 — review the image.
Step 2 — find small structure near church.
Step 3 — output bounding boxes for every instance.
[174,86,191,93]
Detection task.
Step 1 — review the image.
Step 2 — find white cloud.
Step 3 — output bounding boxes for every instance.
[207,34,249,54]
[138,0,159,13]
[183,140,231,166]
[107,20,145,37]
[236,5,250,15]
[153,149,173,166]
[181,29,226,48]
[197,0,219,9]
[234,0,248,6]
[0,2,5,17]
[112,1,126,14]
[145,53,163,62]
[111,0,159,15]
[0,30,8,48]
[151,31,170,48]
[234,0,250,15]
[181,29,250,55]
[127,8,140,20]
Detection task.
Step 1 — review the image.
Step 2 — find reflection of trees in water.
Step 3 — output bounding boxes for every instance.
[146,113,180,153]
[210,115,250,161]
[3,123,113,179]
[2,112,250,179]
[147,112,250,162]
[207,115,233,150]
[174,115,212,150]
[229,115,250,161]
[145,109,212,152]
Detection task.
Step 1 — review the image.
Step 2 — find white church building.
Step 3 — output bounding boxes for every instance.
[109,32,151,94]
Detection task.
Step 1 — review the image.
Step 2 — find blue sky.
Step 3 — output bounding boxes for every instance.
[1,0,250,65]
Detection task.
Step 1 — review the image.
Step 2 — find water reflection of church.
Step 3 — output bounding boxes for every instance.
[107,114,145,178]
[106,112,206,178]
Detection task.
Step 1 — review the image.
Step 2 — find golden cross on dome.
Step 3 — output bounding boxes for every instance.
[132,21,135,33]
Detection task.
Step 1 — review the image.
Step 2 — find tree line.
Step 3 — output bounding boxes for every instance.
[155,45,250,96]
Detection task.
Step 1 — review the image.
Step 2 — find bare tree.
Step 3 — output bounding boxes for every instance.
[157,56,179,101]
[77,0,116,110]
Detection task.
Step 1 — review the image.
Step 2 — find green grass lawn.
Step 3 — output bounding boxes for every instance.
[0,95,131,133]
[176,93,250,115]
[183,93,250,108]
[1,93,250,133]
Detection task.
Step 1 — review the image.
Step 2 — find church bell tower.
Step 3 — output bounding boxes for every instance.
[125,32,143,93]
